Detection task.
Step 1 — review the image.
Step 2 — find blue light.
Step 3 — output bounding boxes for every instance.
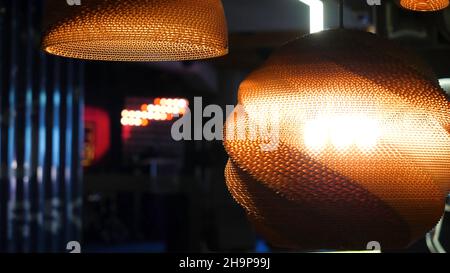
[255,239,270,253]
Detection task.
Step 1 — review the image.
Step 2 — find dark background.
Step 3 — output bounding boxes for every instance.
[0,0,449,253]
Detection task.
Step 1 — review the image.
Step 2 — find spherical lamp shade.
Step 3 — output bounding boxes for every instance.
[42,0,228,61]
[223,29,450,250]
[397,0,449,11]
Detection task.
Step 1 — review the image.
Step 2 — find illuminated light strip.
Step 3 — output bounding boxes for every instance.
[433,217,446,253]
[426,216,447,253]
[299,0,324,33]
[439,78,450,93]
[438,78,450,86]
[426,232,437,253]
[438,78,450,92]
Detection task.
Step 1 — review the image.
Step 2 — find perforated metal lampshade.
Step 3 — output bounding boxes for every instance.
[42,0,228,61]
[397,0,449,11]
[223,29,450,250]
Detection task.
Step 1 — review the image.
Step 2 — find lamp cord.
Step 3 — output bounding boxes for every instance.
[339,0,344,29]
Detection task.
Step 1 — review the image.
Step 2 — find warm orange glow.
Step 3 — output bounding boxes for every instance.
[398,0,449,11]
[303,114,381,153]
[42,0,228,61]
[121,117,148,127]
[224,30,450,250]
[121,98,188,127]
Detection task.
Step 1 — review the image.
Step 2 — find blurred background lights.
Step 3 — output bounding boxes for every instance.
[121,98,188,127]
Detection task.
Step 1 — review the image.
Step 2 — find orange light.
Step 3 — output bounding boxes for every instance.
[397,0,449,11]
[42,0,228,61]
[303,115,381,153]
[224,29,450,251]
[121,98,188,126]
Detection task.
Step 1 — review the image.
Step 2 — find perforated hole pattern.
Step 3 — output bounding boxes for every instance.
[398,0,449,11]
[223,30,450,250]
[42,0,228,61]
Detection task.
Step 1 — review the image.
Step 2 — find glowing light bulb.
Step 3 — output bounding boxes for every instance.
[304,115,381,152]
[223,29,450,251]
[355,118,380,151]
[304,118,328,152]
[330,116,356,150]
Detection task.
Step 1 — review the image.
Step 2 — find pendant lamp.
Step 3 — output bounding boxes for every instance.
[397,0,449,11]
[223,29,450,250]
[42,0,228,61]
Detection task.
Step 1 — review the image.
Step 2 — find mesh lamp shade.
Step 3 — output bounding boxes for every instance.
[42,0,228,61]
[397,0,449,11]
[223,29,450,251]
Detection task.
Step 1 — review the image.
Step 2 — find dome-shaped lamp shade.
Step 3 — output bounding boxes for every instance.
[42,0,228,61]
[397,0,449,11]
[223,29,450,251]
